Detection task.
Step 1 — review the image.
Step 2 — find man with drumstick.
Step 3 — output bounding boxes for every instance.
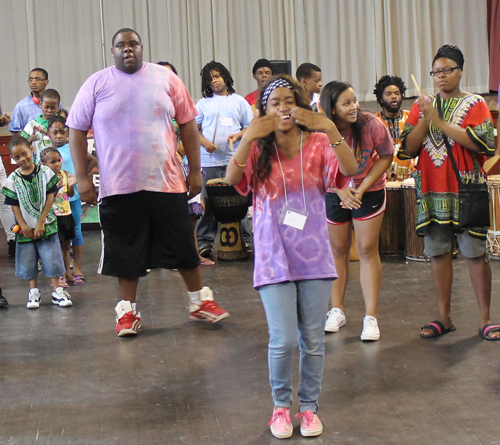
[373,75,415,182]
[67,28,229,336]
[196,61,254,258]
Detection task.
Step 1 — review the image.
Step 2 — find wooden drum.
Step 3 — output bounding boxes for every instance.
[402,178,427,261]
[205,178,250,260]
[379,181,405,255]
[487,175,500,259]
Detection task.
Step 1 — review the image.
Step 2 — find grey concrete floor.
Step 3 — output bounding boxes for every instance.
[1,229,500,445]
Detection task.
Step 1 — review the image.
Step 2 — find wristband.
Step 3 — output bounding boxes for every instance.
[329,137,345,148]
[232,155,246,168]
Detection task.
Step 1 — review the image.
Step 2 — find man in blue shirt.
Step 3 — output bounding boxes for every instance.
[9,68,50,134]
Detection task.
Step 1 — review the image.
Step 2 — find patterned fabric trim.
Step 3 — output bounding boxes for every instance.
[466,119,495,156]
[414,173,487,239]
[398,122,416,160]
[16,219,58,243]
[2,187,17,200]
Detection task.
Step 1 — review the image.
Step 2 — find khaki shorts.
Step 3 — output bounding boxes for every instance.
[423,224,486,258]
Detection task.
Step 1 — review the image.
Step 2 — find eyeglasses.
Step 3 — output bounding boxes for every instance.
[28,77,46,82]
[429,66,460,77]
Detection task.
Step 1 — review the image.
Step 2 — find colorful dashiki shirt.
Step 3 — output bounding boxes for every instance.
[399,93,495,238]
[375,110,416,181]
[2,165,59,242]
[21,115,52,164]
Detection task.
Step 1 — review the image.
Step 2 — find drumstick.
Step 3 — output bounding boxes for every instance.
[411,74,422,97]
[210,113,219,158]
[212,113,219,144]
[229,139,234,152]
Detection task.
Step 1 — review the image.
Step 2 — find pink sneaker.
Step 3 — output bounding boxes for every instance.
[268,407,293,439]
[295,410,323,437]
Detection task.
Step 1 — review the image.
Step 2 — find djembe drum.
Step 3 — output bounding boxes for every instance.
[402,178,427,261]
[205,178,250,260]
[487,175,500,258]
[379,182,404,254]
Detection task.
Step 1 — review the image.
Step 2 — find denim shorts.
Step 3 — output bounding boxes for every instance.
[424,224,487,258]
[16,233,66,280]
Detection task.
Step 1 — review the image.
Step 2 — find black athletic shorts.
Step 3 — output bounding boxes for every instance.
[98,191,200,277]
[57,214,76,242]
[326,189,386,225]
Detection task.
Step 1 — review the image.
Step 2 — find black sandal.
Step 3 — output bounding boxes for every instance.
[420,320,456,338]
[479,324,500,341]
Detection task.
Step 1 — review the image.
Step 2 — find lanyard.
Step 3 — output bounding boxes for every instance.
[274,129,307,212]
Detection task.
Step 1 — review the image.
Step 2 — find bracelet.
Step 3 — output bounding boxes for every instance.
[232,155,247,168]
[329,137,345,148]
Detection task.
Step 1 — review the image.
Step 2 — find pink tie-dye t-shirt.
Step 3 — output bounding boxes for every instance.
[235,132,349,289]
[67,63,198,199]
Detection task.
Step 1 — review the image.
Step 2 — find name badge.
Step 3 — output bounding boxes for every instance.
[221,117,233,126]
[278,205,309,230]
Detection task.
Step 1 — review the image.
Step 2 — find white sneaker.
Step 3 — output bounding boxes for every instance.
[52,287,73,307]
[361,315,380,341]
[27,288,41,309]
[325,308,346,332]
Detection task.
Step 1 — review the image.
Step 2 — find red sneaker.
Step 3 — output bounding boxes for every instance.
[115,300,141,336]
[189,287,229,323]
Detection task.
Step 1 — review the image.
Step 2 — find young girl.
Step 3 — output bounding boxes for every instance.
[400,44,499,340]
[226,75,357,439]
[40,147,80,286]
[47,115,97,281]
[321,82,393,341]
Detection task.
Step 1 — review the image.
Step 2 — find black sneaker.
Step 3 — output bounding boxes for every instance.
[199,245,212,258]
[0,288,8,308]
[7,240,15,257]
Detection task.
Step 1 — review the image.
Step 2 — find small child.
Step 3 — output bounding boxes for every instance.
[1,136,72,308]
[21,89,60,164]
[47,115,97,280]
[40,146,80,286]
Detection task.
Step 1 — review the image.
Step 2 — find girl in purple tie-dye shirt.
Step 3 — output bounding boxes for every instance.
[227,75,357,439]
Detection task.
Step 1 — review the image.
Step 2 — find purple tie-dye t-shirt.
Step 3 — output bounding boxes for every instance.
[235,132,349,289]
[67,62,198,199]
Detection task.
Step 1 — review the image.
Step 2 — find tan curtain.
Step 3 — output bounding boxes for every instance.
[0,0,490,113]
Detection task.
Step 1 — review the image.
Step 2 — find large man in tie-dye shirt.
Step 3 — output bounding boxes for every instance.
[67,28,229,337]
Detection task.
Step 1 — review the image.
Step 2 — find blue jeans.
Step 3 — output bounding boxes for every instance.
[259,279,332,413]
[70,200,83,247]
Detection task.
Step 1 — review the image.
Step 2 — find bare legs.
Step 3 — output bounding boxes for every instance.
[61,239,76,282]
[421,252,498,338]
[328,213,384,317]
[72,245,84,277]
[117,266,203,304]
